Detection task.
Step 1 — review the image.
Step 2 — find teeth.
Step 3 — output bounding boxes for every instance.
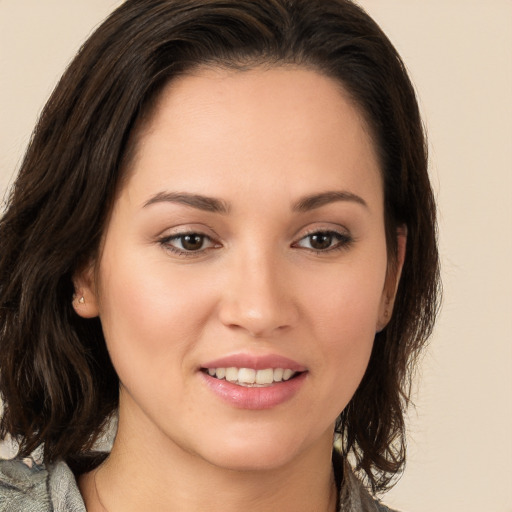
[255,368,274,385]
[225,367,238,382]
[205,367,298,386]
[238,368,256,384]
[283,369,294,380]
[273,368,284,382]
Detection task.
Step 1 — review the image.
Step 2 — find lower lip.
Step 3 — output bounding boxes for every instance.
[200,372,307,410]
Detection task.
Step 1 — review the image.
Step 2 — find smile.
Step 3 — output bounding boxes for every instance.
[204,367,298,387]
[200,354,307,408]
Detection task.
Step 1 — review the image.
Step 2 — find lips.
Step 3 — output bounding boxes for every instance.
[201,353,306,372]
[200,353,307,409]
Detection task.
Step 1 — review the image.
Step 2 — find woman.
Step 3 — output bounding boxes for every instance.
[0,0,440,510]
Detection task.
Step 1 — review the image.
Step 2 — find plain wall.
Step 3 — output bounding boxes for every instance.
[1,2,511,511]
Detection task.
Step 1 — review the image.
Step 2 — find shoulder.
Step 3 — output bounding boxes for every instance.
[0,458,52,511]
[0,457,85,512]
[340,471,402,512]
[336,455,402,512]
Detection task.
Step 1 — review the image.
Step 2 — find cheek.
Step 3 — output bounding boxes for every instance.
[312,289,378,382]
[95,247,213,379]
[306,259,386,341]
[300,256,387,400]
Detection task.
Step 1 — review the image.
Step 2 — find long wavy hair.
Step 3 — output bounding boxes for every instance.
[0,0,440,493]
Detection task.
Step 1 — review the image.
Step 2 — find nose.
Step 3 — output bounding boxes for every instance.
[217,250,299,338]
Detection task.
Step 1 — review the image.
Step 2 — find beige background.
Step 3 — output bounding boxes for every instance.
[1,1,511,511]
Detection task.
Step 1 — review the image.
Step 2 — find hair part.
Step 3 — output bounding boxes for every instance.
[0,0,440,492]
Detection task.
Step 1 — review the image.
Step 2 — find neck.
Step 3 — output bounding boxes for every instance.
[81,404,338,512]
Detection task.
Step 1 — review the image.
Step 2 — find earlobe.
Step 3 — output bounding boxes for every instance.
[72,263,100,318]
[376,225,407,332]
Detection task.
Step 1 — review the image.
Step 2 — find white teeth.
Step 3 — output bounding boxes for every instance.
[273,368,284,382]
[205,367,298,386]
[283,369,294,380]
[225,367,238,383]
[255,368,274,385]
[238,368,256,384]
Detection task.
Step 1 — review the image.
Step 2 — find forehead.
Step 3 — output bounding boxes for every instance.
[121,65,381,206]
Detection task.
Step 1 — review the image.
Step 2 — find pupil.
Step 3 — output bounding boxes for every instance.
[182,234,203,250]
[310,233,332,250]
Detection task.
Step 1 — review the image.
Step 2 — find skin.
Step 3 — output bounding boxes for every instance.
[75,66,405,512]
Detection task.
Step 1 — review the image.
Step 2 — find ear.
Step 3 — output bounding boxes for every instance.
[72,262,100,318]
[376,225,407,332]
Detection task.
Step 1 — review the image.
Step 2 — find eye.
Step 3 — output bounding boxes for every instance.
[159,232,218,255]
[294,230,352,252]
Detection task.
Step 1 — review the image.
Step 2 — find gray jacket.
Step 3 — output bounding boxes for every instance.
[0,457,399,511]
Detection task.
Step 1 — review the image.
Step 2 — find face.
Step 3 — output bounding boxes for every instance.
[77,66,402,471]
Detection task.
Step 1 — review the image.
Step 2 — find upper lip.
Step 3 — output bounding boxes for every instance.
[201,353,307,372]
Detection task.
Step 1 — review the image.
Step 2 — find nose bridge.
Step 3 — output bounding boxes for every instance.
[218,243,297,337]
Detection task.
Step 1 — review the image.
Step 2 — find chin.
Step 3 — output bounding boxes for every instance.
[194,426,319,473]
[206,446,297,473]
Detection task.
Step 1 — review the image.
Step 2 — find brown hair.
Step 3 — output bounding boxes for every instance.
[0,0,440,492]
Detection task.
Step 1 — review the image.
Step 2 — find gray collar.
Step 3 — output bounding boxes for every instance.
[1,456,397,512]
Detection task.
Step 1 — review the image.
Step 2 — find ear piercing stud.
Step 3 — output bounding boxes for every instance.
[73,293,85,305]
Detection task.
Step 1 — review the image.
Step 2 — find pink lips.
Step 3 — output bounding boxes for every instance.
[201,353,307,372]
[200,353,307,410]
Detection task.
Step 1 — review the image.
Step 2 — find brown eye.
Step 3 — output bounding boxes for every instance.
[180,234,205,251]
[294,230,352,252]
[161,232,217,255]
[309,233,333,250]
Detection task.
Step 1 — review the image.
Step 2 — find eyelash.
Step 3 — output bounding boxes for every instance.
[158,229,353,257]
[292,230,353,254]
[158,232,218,257]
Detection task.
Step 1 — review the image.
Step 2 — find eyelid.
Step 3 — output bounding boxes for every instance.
[294,223,351,240]
[292,226,354,253]
[157,226,222,257]
[155,222,222,244]
[155,223,353,257]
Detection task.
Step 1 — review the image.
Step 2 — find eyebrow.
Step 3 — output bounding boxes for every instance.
[143,189,367,214]
[143,191,230,214]
[292,190,368,212]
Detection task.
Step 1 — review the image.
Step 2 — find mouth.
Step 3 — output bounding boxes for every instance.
[201,367,301,387]
[199,355,307,409]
